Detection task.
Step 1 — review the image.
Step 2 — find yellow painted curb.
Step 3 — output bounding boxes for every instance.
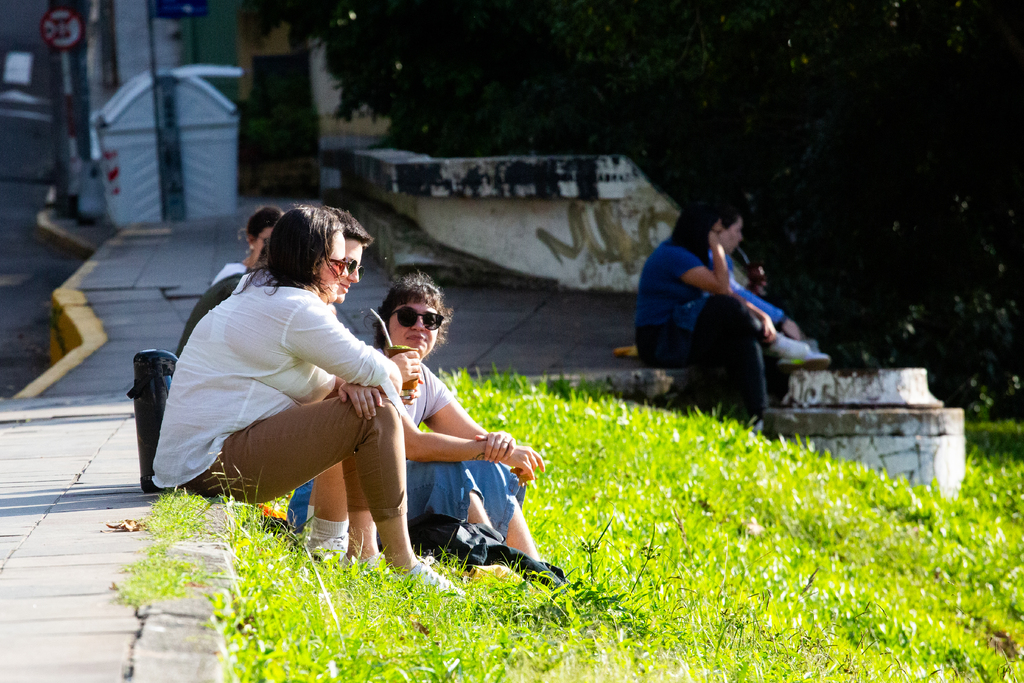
[14,240,107,399]
[34,208,96,259]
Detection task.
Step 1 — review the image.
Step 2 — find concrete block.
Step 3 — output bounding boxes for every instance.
[784,368,942,408]
[763,407,963,438]
[767,369,965,497]
[792,433,965,498]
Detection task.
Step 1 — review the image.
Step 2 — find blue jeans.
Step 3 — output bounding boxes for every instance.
[286,460,526,538]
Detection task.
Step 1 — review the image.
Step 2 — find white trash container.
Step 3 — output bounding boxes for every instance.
[91,65,242,225]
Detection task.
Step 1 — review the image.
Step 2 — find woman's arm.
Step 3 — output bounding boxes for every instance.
[745,302,778,343]
[680,233,730,294]
[402,413,543,480]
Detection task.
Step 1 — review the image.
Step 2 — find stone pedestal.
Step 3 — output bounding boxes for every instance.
[764,370,965,498]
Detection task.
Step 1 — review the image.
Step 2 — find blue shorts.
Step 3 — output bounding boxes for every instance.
[286,460,526,538]
[406,460,526,538]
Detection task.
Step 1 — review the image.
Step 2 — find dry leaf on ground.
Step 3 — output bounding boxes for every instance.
[988,630,1019,659]
[104,519,145,532]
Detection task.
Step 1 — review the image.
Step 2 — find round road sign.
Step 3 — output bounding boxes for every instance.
[40,7,85,51]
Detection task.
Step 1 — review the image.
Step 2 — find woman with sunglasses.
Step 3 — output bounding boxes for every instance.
[153,206,459,593]
[317,272,545,561]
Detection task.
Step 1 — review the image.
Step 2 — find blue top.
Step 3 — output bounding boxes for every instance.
[635,240,709,330]
[726,255,786,324]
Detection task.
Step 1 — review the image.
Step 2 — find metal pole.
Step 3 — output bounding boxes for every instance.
[48,7,71,218]
[147,0,185,221]
[72,0,105,222]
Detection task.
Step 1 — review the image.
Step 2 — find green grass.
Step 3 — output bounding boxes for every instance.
[117,491,213,607]
[135,372,1023,681]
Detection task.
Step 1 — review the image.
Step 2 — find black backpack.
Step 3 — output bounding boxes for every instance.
[407,513,566,587]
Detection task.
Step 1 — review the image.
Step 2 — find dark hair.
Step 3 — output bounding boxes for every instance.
[372,272,452,351]
[670,202,721,266]
[717,204,742,230]
[243,205,283,239]
[247,205,373,296]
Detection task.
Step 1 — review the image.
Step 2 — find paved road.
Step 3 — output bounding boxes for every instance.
[0,0,82,398]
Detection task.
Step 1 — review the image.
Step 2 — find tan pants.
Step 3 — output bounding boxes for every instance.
[185,397,407,521]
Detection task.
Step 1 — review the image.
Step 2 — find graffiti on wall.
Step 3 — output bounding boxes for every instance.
[536,200,677,274]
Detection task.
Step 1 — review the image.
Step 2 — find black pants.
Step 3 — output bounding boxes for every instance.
[637,295,768,419]
[689,295,768,419]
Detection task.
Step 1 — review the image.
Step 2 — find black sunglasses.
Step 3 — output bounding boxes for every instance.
[393,307,445,330]
[328,257,364,281]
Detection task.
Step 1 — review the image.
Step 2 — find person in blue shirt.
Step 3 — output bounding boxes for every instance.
[635,203,779,420]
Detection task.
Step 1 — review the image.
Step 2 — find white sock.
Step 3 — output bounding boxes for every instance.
[308,517,349,546]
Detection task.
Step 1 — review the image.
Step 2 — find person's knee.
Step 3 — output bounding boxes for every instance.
[364,401,403,444]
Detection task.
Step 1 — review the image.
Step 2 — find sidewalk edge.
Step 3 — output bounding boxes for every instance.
[34,208,97,259]
[14,218,108,399]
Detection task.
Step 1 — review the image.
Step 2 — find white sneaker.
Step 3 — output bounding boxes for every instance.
[777,353,831,372]
[306,534,348,559]
[407,560,465,596]
[769,335,831,372]
[767,335,812,359]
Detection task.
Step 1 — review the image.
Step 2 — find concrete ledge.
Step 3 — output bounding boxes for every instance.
[322,148,643,200]
[327,188,559,289]
[34,208,97,259]
[127,507,233,683]
[783,368,942,408]
[321,148,679,291]
[764,407,964,438]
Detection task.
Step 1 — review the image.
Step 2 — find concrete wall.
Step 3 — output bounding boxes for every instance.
[322,149,679,292]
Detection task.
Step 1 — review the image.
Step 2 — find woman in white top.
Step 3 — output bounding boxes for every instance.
[155,205,456,591]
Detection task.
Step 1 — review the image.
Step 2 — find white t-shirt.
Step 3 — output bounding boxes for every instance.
[212,262,247,286]
[403,363,454,426]
[154,282,399,488]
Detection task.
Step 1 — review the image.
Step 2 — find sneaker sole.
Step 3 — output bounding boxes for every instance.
[777,357,831,373]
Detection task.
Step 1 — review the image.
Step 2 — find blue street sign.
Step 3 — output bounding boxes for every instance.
[155,0,208,18]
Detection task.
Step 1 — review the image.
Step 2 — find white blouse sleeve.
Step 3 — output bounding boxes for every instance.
[282,302,400,405]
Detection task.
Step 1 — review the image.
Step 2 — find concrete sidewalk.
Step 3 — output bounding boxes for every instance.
[0,197,645,681]
[0,395,149,683]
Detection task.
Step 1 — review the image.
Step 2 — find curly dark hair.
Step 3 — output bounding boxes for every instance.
[246,205,372,297]
[372,272,452,351]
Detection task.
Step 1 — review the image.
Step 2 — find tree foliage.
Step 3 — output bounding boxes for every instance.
[252,0,1024,416]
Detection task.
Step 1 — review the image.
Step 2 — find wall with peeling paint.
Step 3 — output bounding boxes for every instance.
[321,149,679,291]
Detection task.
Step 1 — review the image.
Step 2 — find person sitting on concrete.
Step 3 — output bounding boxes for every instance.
[175,206,282,355]
[635,202,779,421]
[153,205,459,592]
[714,205,830,372]
[290,272,546,561]
[211,205,282,285]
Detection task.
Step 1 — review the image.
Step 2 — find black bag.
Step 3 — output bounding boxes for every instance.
[407,513,566,587]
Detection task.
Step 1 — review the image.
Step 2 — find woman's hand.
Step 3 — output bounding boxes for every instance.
[390,350,421,388]
[748,305,777,344]
[474,431,516,463]
[475,435,546,482]
[338,382,383,419]
[504,445,546,483]
[708,229,724,253]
